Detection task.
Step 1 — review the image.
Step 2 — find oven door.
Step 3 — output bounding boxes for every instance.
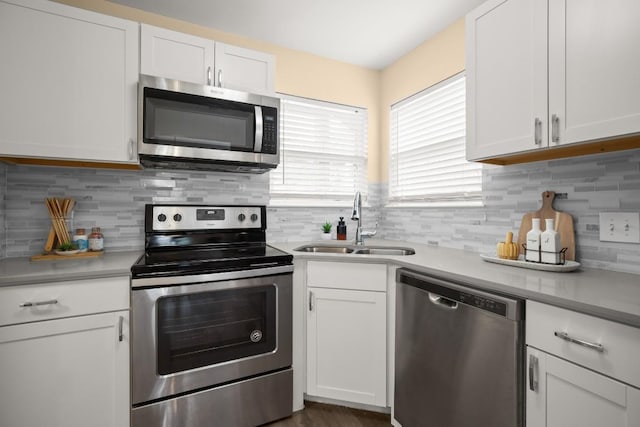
[131,271,292,405]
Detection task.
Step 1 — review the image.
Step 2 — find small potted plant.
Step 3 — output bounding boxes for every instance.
[321,221,332,240]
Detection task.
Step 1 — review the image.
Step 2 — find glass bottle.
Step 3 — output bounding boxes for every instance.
[88,227,104,252]
[73,228,88,252]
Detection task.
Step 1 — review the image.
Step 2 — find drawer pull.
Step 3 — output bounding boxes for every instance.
[19,299,58,308]
[554,331,604,353]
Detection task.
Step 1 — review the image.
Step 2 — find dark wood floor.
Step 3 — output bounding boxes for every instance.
[265,401,391,427]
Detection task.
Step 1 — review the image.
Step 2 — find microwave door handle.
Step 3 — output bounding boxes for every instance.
[254,106,263,153]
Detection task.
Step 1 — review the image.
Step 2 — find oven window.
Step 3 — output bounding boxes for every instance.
[156,284,276,375]
[144,87,256,152]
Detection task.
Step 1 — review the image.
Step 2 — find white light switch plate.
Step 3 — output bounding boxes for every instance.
[599,212,640,243]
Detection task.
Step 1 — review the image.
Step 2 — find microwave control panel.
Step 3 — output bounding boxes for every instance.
[262,106,278,154]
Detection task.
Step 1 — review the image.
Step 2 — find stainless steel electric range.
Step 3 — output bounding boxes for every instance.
[130,204,293,427]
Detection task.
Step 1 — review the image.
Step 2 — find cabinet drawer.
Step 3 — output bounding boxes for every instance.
[527,300,640,388]
[307,261,386,292]
[0,276,129,327]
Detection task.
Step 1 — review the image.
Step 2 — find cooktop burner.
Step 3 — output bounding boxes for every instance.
[131,204,292,279]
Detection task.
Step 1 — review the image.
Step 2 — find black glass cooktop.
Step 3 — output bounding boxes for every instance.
[131,244,293,278]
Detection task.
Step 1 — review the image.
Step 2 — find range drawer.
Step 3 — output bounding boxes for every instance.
[307,261,386,292]
[0,276,129,327]
[526,300,640,388]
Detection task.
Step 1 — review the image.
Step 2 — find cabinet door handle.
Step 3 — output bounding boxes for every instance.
[207,66,212,86]
[554,331,604,353]
[20,299,58,307]
[551,114,560,143]
[118,315,124,342]
[529,354,539,391]
[534,117,542,145]
[217,69,223,87]
[308,291,314,311]
[128,138,135,160]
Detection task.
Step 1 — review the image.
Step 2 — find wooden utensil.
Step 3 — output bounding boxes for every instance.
[44,227,56,252]
[516,191,576,261]
[44,197,75,250]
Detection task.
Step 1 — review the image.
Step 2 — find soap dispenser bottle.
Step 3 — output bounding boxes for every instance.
[541,218,560,264]
[525,218,542,262]
[337,217,347,240]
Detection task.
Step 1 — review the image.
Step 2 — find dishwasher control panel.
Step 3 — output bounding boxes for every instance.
[397,268,522,321]
[459,292,507,317]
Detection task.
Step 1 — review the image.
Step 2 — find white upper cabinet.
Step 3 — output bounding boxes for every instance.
[0,0,138,164]
[140,24,215,86]
[215,42,275,95]
[466,0,548,160]
[466,0,640,161]
[140,25,275,95]
[548,0,640,146]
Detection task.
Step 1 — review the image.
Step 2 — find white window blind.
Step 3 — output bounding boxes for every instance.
[270,95,368,206]
[389,73,482,206]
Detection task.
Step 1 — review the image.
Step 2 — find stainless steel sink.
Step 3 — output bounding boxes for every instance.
[353,247,416,256]
[293,245,355,253]
[293,244,415,256]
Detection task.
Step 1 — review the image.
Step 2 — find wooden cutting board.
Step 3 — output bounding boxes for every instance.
[516,191,576,261]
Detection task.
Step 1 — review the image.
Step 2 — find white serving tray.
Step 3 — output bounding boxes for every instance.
[480,254,581,272]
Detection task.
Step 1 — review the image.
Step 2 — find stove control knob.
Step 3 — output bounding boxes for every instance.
[250,213,259,222]
[173,214,182,222]
[157,214,167,222]
[238,213,246,222]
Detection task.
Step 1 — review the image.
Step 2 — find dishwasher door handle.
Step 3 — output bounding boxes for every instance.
[428,293,458,310]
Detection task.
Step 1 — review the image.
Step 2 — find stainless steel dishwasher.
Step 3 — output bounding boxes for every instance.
[394,268,524,427]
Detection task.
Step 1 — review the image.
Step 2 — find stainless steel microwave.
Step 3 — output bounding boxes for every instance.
[138,75,280,173]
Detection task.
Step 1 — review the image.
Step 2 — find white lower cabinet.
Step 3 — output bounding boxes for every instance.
[0,277,130,427]
[305,261,387,407]
[526,301,640,427]
[527,348,640,427]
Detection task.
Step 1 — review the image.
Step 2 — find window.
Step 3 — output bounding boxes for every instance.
[270,95,368,206]
[389,73,482,206]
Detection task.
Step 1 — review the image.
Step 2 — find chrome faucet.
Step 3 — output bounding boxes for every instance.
[351,191,377,245]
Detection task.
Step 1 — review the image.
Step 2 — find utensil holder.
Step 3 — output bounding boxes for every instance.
[522,244,568,265]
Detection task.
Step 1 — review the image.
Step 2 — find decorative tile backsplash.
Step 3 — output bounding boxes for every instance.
[1,148,639,274]
[3,166,269,257]
[380,149,640,274]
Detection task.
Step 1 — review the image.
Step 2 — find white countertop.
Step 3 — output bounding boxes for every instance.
[0,250,143,287]
[273,239,640,328]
